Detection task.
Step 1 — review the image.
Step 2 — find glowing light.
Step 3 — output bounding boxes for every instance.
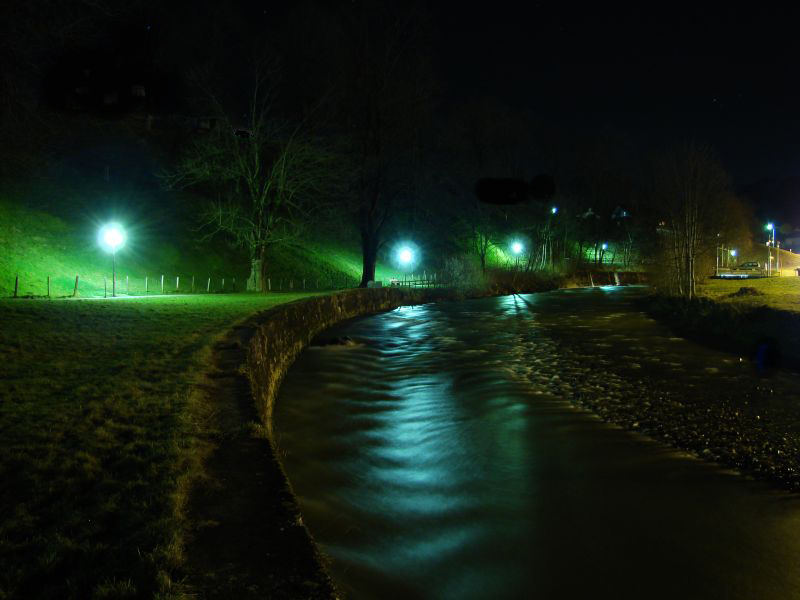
[98,223,126,253]
[398,247,414,265]
[511,241,524,255]
[730,249,737,257]
[601,242,608,250]
[551,206,558,214]
[767,222,774,231]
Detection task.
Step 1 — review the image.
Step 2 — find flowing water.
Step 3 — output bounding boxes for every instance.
[274,287,800,599]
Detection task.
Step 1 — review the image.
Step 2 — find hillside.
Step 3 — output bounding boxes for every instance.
[0,197,398,297]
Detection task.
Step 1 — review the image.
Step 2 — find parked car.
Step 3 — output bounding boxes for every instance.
[732,261,766,275]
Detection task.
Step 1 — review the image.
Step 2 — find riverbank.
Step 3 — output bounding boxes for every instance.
[577,287,800,493]
[643,288,800,373]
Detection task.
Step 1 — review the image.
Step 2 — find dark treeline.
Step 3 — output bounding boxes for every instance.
[1,0,757,297]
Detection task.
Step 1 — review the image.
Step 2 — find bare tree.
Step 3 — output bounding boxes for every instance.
[161,65,336,290]
[653,142,733,298]
[316,2,435,286]
[444,99,538,271]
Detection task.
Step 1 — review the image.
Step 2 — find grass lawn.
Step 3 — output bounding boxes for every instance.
[697,275,800,312]
[0,292,325,599]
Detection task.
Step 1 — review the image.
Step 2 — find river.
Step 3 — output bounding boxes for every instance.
[274,287,800,599]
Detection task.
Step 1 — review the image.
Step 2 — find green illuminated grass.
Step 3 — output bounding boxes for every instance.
[697,276,800,312]
[0,293,325,599]
[0,199,248,298]
[0,199,394,297]
[266,240,395,287]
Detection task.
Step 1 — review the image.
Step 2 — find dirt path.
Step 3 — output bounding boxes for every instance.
[183,320,336,599]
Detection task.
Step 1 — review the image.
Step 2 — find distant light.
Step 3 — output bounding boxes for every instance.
[551,206,558,215]
[99,223,125,253]
[730,249,737,257]
[398,247,414,265]
[511,241,524,255]
[601,242,608,250]
[767,222,774,231]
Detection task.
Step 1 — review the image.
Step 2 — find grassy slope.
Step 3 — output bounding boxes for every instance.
[0,198,396,297]
[697,275,800,312]
[0,198,248,298]
[0,293,328,599]
[265,240,396,290]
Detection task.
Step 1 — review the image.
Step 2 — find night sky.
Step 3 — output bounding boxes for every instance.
[434,3,800,187]
[7,1,800,221]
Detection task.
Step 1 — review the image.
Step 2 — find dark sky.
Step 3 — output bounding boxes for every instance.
[433,3,800,186]
[30,1,800,221]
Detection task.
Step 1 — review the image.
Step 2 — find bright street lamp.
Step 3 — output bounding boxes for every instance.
[766,222,776,245]
[397,246,414,266]
[511,241,524,255]
[551,206,558,215]
[730,249,737,257]
[99,223,126,297]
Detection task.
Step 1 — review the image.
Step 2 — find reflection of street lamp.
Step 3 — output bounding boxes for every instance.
[99,223,126,297]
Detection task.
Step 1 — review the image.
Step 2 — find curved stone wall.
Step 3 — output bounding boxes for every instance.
[246,288,430,434]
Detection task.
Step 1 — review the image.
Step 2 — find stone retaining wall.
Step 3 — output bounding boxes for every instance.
[246,288,432,434]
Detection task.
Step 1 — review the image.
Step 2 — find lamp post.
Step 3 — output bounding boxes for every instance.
[766,223,775,276]
[99,223,125,297]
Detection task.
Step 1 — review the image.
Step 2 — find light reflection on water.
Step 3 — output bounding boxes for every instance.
[274,288,800,599]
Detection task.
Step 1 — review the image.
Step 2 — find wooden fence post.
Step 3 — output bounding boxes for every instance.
[221,278,225,291]
[161,274,164,294]
[73,275,79,297]
[176,276,180,292]
[207,277,211,293]
[267,277,271,292]
[13,274,18,298]
[145,276,148,294]
[303,278,306,290]
[47,275,51,298]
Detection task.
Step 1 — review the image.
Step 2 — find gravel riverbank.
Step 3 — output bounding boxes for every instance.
[535,292,800,492]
